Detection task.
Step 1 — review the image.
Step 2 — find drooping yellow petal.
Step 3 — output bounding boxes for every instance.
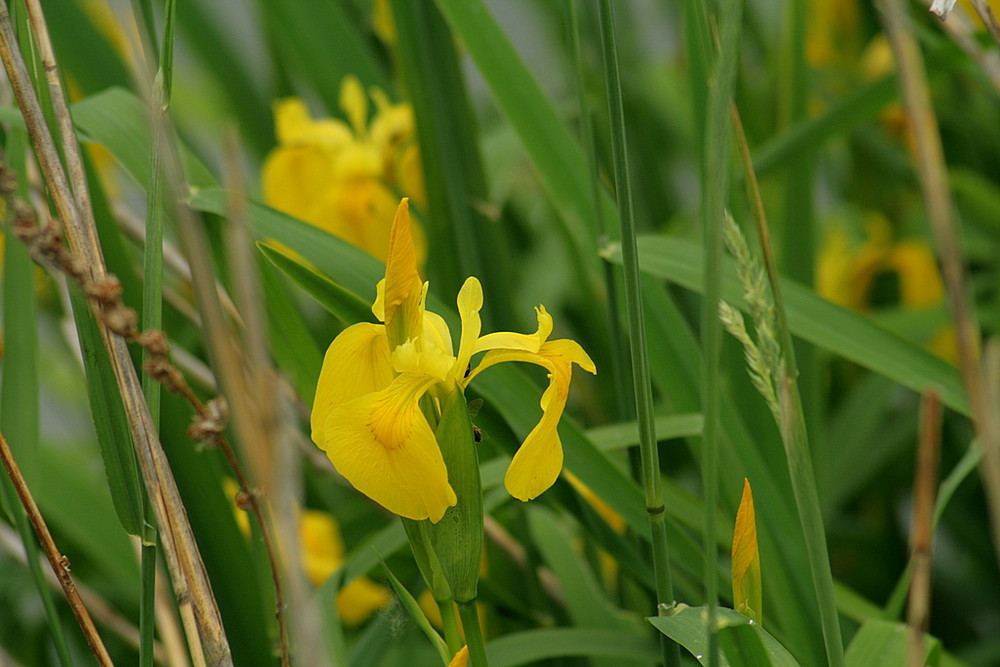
[504,360,569,501]
[468,331,595,501]
[262,144,336,223]
[311,323,392,446]
[323,374,456,522]
[732,478,762,624]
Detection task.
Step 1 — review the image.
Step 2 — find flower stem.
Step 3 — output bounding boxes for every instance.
[458,600,489,667]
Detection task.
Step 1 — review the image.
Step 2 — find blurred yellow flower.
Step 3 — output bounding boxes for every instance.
[262,75,425,264]
[299,510,391,626]
[224,480,389,626]
[311,199,596,522]
[817,214,955,361]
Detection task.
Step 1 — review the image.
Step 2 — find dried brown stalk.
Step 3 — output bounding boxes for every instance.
[907,391,942,667]
[0,431,114,666]
[0,4,232,664]
[879,0,1000,572]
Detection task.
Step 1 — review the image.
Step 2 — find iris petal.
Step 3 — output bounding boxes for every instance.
[323,374,457,522]
[469,339,595,501]
[474,305,552,355]
[452,278,483,381]
[311,322,392,446]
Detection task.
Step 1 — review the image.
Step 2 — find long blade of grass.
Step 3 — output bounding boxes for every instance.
[433,0,610,292]
[594,8,677,667]
[602,237,967,415]
[389,0,512,327]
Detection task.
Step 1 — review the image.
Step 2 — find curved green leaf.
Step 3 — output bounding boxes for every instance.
[602,236,967,415]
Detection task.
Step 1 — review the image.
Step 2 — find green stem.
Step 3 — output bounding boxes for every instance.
[568,0,631,425]
[139,2,177,663]
[458,600,488,667]
[595,3,678,666]
[439,600,462,657]
[139,542,157,667]
[701,3,742,666]
[748,47,847,667]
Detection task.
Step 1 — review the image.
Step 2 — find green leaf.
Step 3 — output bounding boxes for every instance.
[584,413,703,451]
[434,0,611,286]
[390,0,511,324]
[844,619,940,667]
[604,236,967,415]
[527,506,642,636]
[751,76,897,178]
[256,256,324,404]
[72,87,215,189]
[379,561,451,665]
[258,242,375,326]
[648,605,801,667]
[67,289,146,536]
[255,0,388,110]
[485,628,659,666]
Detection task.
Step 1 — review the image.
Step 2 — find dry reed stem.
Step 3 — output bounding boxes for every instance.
[879,0,1000,573]
[0,431,114,666]
[0,5,232,663]
[907,391,942,667]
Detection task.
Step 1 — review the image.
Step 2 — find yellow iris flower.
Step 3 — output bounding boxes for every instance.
[261,76,424,264]
[311,199,596,523]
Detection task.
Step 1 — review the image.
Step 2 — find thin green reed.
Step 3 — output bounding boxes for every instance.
[701,2,742,666]
[136,0,177,663]
[740,98,849,667]
[595,2,678,666]
[568,1,631,424]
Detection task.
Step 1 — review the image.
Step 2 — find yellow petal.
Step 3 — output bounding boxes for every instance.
[339,75,369,136]
[448,646,470,667]
[474,304,552,355]
[732,478,762,624]
[451,278,483,381]
[383,199,424,344]
[311,323,392,447]
[324,374,456,522]
[300,509,345,585]
[469,338,594,501]
[272,97,352,148]
[504,361,569,501]
[261,144,336,222]
[337,576,391,626]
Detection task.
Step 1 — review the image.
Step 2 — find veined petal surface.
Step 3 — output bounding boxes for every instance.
[311,322,392,445]
[323,374,457,522]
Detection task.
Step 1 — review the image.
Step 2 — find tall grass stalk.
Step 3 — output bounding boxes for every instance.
[568,1,631,425]
[731,103,846,667]
[136,0,178,662]
[595,3,678,666]
[700,2,742,665]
